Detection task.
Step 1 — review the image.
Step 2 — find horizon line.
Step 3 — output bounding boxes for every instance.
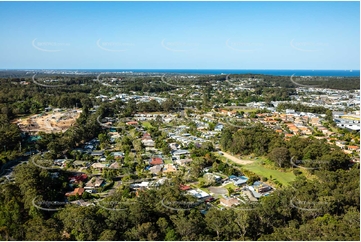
[1,68,360,71]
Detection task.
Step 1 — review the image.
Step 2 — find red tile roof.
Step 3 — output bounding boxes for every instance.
[180,185,191,191]
[126,121,138,125]
[150,157,163,165]
[65,188,85,197]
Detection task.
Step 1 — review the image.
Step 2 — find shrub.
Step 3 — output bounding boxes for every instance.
[293,169,302,176]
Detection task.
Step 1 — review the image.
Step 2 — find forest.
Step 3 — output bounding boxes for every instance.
[0,145,359,240]
[0,72,359,240]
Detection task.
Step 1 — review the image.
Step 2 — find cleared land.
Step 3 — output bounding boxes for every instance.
[222,152,254,165]
[243,161,296,186]
[14,109,81,134]
[216,152,295,186]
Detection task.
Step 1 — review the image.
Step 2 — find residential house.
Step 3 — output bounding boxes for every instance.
[299,126,312,135]
[109,162,121,169]
[65,188,85,197]
[163,164,177,173]
[348,145,360,152]
[243,189,259,202]
[214,124,224,131]
[126,121,139,126]
[284,133,294,141]
[253,182,272,193]
[169,143,180,150]
[149,165,163,174]
[188,189,210,199]
[230,175,248,186]
[91,150,105,157]
[54,159,66,166]
[175,158,192,166]
[204,173,222,183]
[220,197,240,208]
[335,140,347,149]
[84,177,104,190]
[172,149,190,159]
[246,187,263,200]
[130,181,150,189]
[73,160,87,167]
[179,185,191,191]
[150,157,164,166]
[220,109,237,117]
[69,174,88,184]
[142,132,152,140]
[92,162,107,171]
[111,152,124,159]
[142,139,155,147]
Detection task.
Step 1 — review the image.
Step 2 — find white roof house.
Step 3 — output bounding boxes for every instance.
[188,189,210,199]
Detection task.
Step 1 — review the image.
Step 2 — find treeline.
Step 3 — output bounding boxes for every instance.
[0,114,22,163]
[220,125,350,171]
[222,74,360,90]
[276,102,330,114]
[295,77,360,90]
[0,160,359,240]
[0,77,95,119]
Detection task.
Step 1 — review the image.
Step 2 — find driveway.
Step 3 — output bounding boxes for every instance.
[208,186,228,195]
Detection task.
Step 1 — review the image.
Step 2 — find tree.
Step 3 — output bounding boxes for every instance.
[25,218,61,241]
[98,230,118,240]
[268,147,290,168]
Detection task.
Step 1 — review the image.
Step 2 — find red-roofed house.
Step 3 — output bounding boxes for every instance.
[65,188,85,197]
[348,146,360,152]
[142,133,152,140]
[69,174,88,183]
[150,157,163,166]
[126,121,138,126]
[180,185,191,191]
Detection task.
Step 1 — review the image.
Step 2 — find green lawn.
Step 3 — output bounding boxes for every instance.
[243,161,296,186]
[141,121,153,129]
[199,187,210,194]
[223,183,237,190]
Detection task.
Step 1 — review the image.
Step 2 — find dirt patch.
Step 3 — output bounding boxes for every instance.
[14,109,81,134]
[222,152,254,165]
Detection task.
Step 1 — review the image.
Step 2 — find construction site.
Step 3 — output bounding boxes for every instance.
[14,108,82,134]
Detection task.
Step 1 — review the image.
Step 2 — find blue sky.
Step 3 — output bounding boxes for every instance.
[0,1,359,69]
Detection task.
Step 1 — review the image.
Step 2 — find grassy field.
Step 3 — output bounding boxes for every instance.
[243,161,296,186]
[141,121,154,129]
[214,152,296,186]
